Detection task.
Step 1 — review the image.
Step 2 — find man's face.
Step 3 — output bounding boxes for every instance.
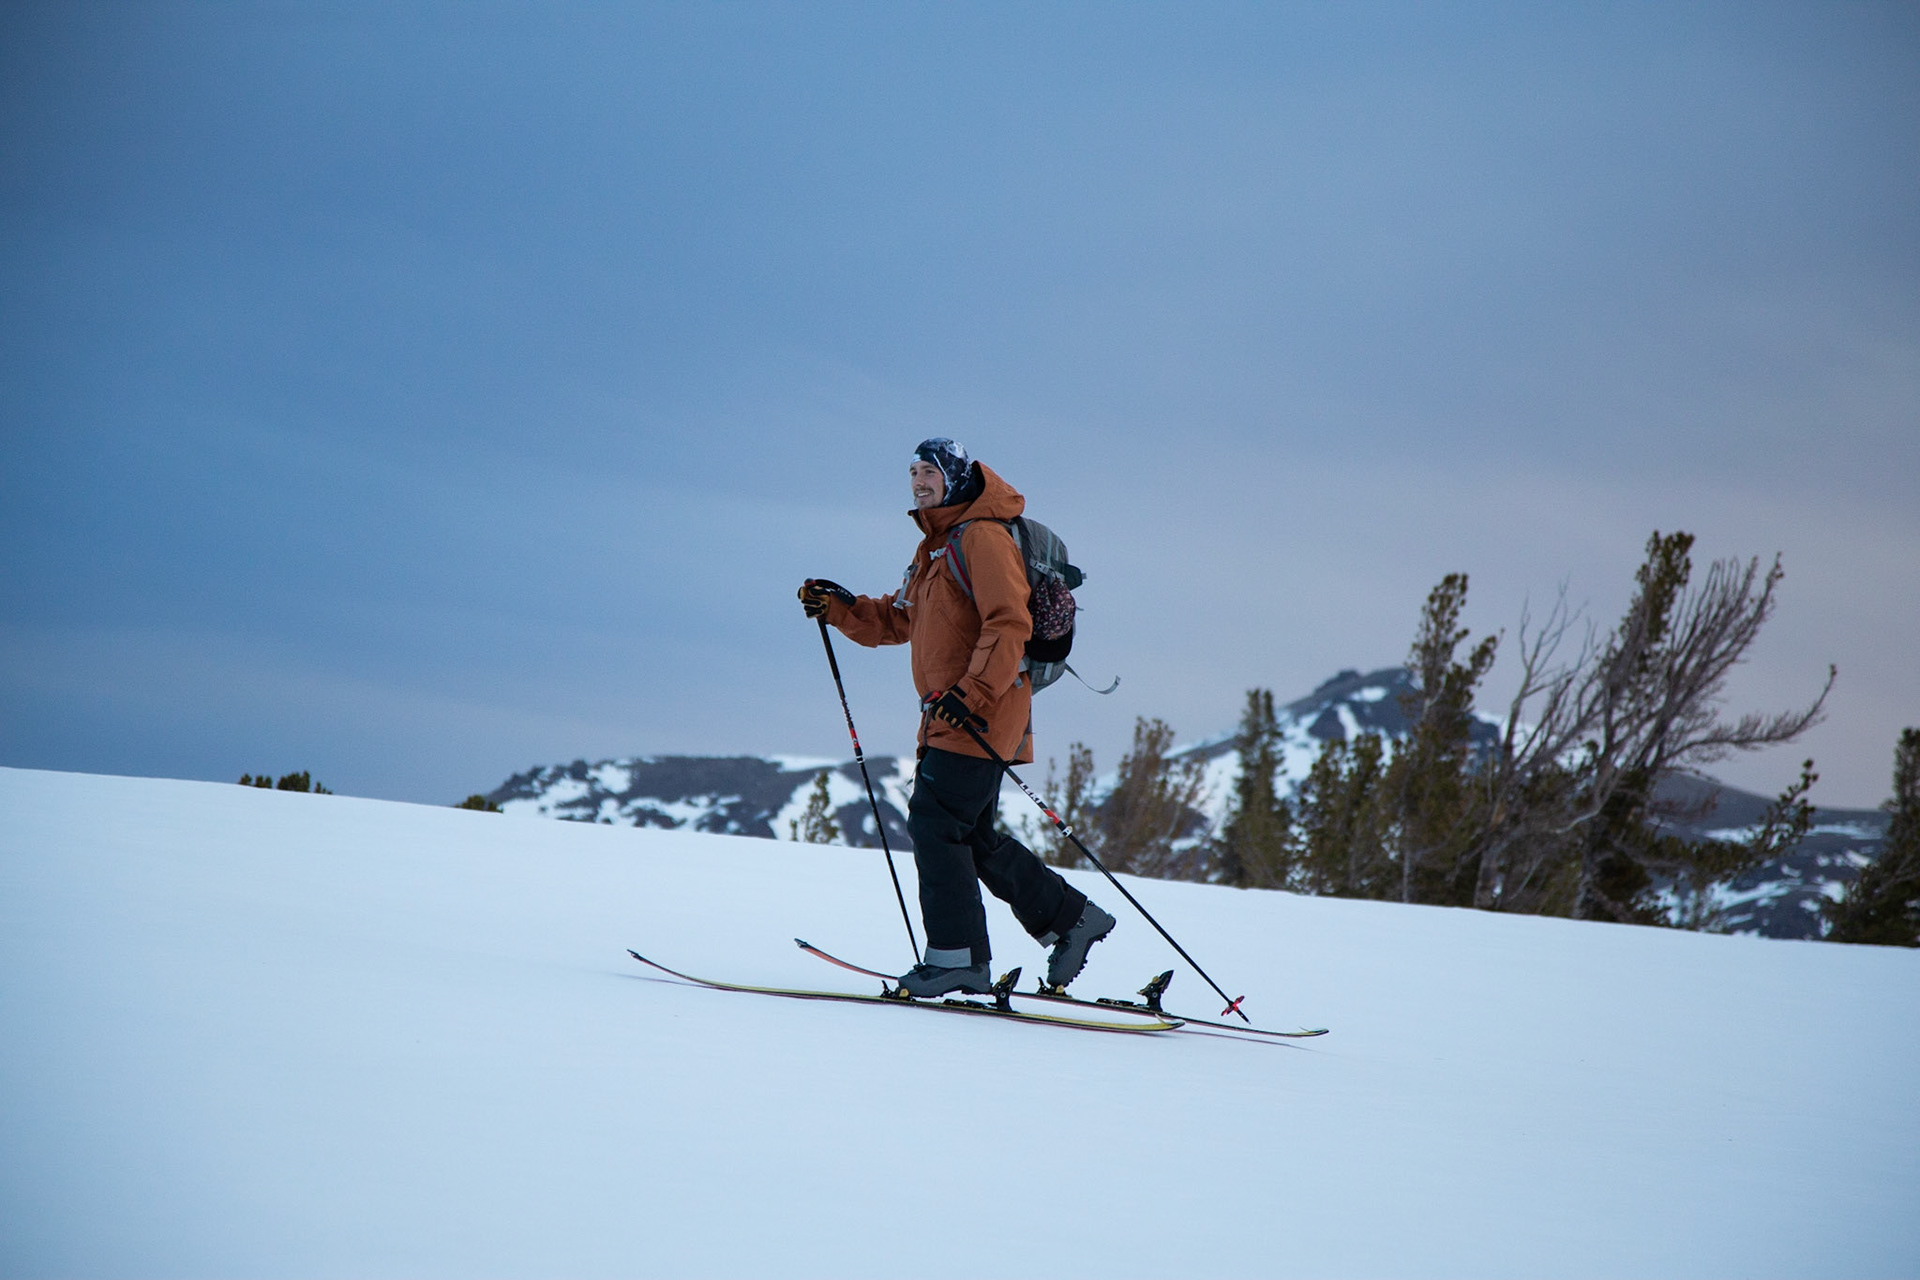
[909,460,946,510]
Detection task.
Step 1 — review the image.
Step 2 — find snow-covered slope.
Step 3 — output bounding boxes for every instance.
[2,766,1915,1278]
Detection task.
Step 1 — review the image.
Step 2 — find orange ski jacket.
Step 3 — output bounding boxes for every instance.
[825,462,1035,764]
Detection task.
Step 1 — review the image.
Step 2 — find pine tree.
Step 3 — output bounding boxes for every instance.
[1037,743,1097,868]
[456,794,503,812]
[1294,732,1392,898]
[1216,689,1294,888]
[1092,717,1208,878]
[1824,729,1920,946]
[1389,573,1498,905]
[788,771,841,845]
[242,771,328,794]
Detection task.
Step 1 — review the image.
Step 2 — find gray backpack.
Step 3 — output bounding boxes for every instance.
[938,516,1114,694]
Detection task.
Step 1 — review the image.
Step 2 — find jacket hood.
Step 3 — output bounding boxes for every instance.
[911,462,1025,538]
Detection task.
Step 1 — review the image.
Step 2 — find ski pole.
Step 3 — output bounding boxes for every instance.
[952,716,1250,1022]
[815,618,920,962]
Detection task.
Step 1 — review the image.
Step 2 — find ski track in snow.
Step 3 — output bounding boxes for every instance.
[1,766,1916,1278]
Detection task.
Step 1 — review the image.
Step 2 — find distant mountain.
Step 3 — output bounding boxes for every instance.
[1166,666,1504,827]
[487,754,913,851]
[484,667,1887,941]
[1643,772,1887,939]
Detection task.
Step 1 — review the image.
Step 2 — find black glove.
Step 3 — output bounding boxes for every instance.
[922,686,986,733]
[798,578,854,620]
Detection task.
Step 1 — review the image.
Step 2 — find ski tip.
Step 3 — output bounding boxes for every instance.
[794,938,809,949]
[626,948,645,962]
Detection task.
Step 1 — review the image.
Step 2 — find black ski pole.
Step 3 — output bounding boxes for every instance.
[952,716,1250,1022]
[815,618,920,962]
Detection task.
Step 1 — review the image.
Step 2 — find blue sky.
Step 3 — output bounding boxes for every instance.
[3,1,1916,807]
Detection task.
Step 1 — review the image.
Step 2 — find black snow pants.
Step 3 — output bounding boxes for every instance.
[907,747,1087,966]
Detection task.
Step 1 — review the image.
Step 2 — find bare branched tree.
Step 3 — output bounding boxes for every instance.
[1466,532,1832,921]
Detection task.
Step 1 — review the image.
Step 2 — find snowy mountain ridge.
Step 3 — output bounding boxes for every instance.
[1164,665,1505,828]
[485,667,1888,941]
[485,667,1459,846]
[490,752,914,850]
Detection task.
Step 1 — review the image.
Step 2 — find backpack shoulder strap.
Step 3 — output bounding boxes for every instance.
[939,518,1016,600]
[941,523,975,599]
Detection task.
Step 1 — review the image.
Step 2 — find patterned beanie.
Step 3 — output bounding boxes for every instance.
[913,437,980,506]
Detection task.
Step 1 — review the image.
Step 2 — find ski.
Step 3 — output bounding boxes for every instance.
[626,949,1182,1034]
[794,937,895,981]
[795,938,1328,1039]
[1044,972,1329,1038]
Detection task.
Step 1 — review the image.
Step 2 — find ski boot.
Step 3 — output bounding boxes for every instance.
[895,948,993,999]
[1042,901,1116,988]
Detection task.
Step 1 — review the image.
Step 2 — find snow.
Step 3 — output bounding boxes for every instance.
[587,762,632,794]
[767,754,842,772]
[2,765,1916,1278]
[539,774,591,807]
[1706,821,1887,844]
[772,767,866,842]
[1809,821,1888,839]
[876,754,914,815]
[640,794,741,828]
[1198,748,1241,814]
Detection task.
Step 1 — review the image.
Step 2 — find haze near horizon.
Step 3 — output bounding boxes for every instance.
[2,2,1915,807]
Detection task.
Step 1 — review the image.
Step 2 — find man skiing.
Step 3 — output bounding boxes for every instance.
[799,438,1115,998]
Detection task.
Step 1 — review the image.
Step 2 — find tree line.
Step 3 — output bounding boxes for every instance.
[1021,532,1917,946]
[239,770,332,794]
